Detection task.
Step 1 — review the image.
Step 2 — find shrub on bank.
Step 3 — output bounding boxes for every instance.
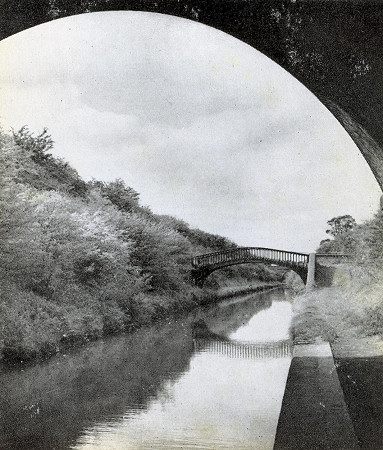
[0,281,64,360]
[292,268,383,343]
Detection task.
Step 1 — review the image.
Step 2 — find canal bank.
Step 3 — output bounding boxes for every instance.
[274,341,359,449]
[276,282,383,449]
[332,336,383,449]
[275,336,383,449]
[0,280,282,366]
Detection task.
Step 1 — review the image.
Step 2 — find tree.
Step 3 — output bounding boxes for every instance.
[326,215,356,237]
[12,126,88,197]
[317,214,357,254]
[88,179,141,213]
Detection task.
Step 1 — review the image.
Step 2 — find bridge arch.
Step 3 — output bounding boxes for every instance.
[191,247,310,288]
[2,2,383,189]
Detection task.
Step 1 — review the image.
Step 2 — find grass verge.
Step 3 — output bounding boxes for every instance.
[292,266,383,343]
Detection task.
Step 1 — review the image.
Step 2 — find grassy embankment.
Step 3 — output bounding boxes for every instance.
[292,213,383,343]
[0,127,282,362]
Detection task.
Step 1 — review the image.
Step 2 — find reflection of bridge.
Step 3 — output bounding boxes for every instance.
[193,339,292,360]
[191,247,352,289]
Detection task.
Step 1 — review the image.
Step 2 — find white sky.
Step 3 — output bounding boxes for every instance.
[0,11,381,252]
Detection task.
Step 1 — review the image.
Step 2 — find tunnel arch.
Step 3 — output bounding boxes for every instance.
[1,10,381,251]
[1,1,383,189]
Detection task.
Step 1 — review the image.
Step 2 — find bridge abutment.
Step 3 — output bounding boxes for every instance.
[306,253,316,292]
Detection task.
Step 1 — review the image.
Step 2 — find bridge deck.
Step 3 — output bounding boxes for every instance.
[192,247,309,270]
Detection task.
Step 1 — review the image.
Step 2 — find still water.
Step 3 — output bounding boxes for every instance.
[0,289,292,450]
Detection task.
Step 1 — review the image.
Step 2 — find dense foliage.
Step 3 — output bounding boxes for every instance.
[0,128,279,361]
[317,212,383,265]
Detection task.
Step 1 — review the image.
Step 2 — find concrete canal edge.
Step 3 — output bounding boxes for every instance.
[274,342,359,450]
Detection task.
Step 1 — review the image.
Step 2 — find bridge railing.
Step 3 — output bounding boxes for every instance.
[191,247,309,269]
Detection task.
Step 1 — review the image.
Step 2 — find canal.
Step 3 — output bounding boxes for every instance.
[0,288,293,449]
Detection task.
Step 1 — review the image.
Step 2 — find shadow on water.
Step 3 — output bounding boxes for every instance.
[0,288,287,450]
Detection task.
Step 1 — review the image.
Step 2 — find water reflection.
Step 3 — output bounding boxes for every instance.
[193,339,292,359]
[0,289,292,450]
[229,300,292,342]
[76,355,291,449]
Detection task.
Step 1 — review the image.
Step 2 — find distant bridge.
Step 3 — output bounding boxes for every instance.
[191,247,352,289]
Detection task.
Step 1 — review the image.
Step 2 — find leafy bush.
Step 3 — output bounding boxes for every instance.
[0,282,63,360]
[88,178,141,213]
